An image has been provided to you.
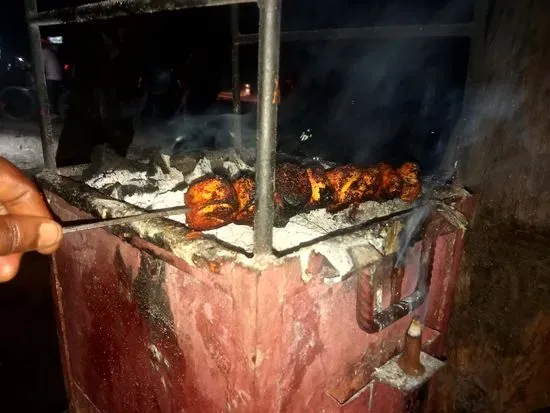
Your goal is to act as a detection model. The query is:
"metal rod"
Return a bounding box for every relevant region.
[62,206,190,234]
[25,0,56,170]
[235,22,475,45]
[397,317,425,376]
[231,5,243,148]
[253,0,281,256]
[28,0,255,27]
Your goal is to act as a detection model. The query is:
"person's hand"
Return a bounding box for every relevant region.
[0,158,62,281]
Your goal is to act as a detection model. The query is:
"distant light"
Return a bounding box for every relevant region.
[64,64,70,71]
[17,57,24,62]
[47,36,63,45]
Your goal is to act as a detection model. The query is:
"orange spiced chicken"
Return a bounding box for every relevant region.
[184,162,422,231]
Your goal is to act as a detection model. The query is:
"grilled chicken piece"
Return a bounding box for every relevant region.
[377,163,403,199]
[184,176,238,230]
[183,161,422,231]
[398,162,422,202]
[275,163,312,214]
[305,165,334,209]
[184,176,237,208]
[232,175,256,225]
[186,203,237,231]
[325,165,367,212]
[361,165,383,200]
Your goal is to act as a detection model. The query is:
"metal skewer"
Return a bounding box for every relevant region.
[62,206,190,234]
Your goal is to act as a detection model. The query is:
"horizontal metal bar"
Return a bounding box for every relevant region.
[235,22,475,45]
[29,0,255,27]
[62,206,190,234]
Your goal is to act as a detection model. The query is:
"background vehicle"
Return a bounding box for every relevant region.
[0,52,73,121]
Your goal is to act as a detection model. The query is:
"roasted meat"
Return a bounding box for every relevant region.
[398,162,422,202]
[184,176,238,230]
[186,203,237,231]
[361,164,382,199]
[184,176,237,208]
[232,175,256,225]
[377,163,403,199]
[275,163,312,214]
[326,165,367,212]
[305,165,334,209]
[183,161,422,231]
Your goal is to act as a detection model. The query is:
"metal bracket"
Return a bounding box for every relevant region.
[353,219,439,334]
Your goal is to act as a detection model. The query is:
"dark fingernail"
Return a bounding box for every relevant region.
[38,222,62,249]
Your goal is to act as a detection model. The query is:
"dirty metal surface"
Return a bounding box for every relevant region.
[29,0,255,27]
[373,352,446,393]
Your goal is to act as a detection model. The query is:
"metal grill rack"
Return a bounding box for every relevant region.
[26,0,489,256]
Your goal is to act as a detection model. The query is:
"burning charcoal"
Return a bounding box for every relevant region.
[275,163,312,216]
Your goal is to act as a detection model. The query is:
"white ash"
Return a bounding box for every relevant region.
[85,157,188,211]
[86,169,148,189]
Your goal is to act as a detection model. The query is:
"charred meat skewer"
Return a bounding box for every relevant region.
[184,161,422,231]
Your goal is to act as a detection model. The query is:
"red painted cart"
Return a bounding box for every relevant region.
[38,165,475,413]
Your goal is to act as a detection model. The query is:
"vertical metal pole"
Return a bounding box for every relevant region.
[25,0,56,170]
[253,0,281,256]
[231,5,243,148]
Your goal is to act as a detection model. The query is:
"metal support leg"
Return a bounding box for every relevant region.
[231,5,243,148]
[25,0,56,169]
[253,0,281,256]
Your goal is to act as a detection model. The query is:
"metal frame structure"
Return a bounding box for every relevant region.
[26,0,488,256]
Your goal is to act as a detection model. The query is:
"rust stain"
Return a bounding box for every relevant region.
[208,261,222,274]
[191,254,225,275]
[185,231,203,240]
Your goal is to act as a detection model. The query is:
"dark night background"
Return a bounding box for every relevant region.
[0,1,473,412]
[1,0,473,173]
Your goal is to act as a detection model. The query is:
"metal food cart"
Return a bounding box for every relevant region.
[26,1,486,411]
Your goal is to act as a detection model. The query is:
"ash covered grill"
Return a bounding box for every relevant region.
[27,0,482,412]
[37,147,474,412]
